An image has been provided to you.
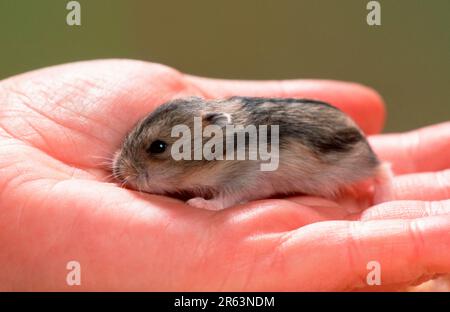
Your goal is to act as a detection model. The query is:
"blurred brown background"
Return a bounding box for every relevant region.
[0,0,449,132]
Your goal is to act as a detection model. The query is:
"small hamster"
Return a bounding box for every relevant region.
[113,96,384,210]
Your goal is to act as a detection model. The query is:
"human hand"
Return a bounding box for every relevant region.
[0,60,448,290]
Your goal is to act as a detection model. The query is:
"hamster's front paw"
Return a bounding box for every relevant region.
[186,197,224,211]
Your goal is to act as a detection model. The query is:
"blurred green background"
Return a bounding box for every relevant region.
[0,0,449,132]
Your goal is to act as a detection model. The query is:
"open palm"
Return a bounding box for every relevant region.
[0,60,449,291]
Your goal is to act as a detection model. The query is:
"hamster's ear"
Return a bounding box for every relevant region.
[202,112,232,127]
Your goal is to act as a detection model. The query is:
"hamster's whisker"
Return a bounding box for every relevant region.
[102,172,117,182]
[119,177,129,189]
[90,155,115,169]
[90,155,114,162]
[91,155,113,160]
[98,161,114,169]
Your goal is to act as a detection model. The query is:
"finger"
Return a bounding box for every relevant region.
[369,122,450,174]
[245,216,450,290]
[219,198,332,235]
[375,169,450,202]
[186,76,385,135]
[359,200,450,221]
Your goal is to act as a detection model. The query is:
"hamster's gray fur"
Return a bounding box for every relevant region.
[113,96,382,210]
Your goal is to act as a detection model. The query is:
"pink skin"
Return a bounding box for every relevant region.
[0,59,449,291]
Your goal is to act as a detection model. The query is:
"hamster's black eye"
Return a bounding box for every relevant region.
[147,140,167,154]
